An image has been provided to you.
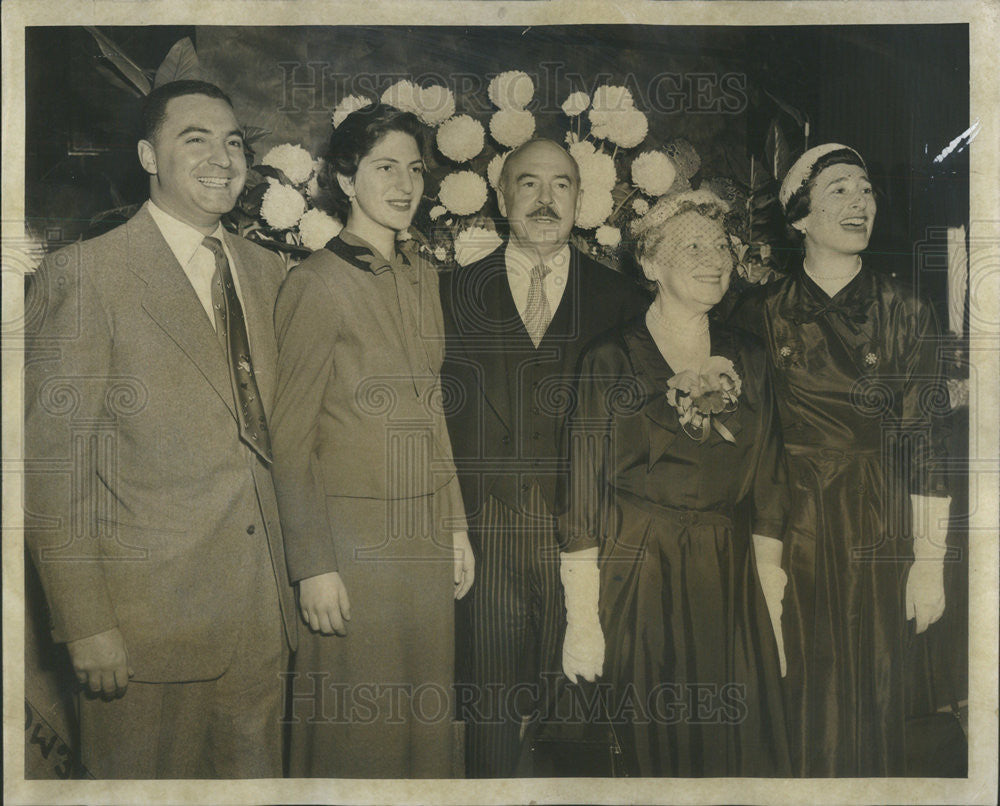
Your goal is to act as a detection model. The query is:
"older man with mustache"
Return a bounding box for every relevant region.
[440,138,648,777]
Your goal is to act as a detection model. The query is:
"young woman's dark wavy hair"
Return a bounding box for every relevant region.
[314,101,425,223]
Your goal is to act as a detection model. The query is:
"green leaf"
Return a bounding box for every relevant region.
[238,182,270,216]
[763,89,806,128]
[241,125,271,148]
[254,164,290,185]
[154,37,202,88]
[763,120,793,181]
[86,26,151,95]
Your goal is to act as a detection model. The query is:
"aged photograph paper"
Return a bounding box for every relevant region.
[3,1,998,804]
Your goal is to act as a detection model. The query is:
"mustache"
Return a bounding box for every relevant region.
[527,204,560,220]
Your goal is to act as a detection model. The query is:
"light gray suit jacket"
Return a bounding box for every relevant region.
[24,204,297,682]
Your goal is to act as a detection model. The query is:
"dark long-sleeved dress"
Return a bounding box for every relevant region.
[731,264,949,776]
[564,317,791,777]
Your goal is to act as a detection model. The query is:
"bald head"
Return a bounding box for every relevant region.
[499,138,580,192]
[497,138,581,257]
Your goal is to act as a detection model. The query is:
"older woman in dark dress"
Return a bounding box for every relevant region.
[730,144,952,776]
[559,190,791,777]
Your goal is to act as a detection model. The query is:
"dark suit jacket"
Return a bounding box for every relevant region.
[439,242,649,522]
[24,204,297,682]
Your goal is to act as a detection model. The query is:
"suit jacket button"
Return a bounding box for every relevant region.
[246,524,256,535]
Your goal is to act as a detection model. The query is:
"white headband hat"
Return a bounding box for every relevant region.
[778,143,866,210]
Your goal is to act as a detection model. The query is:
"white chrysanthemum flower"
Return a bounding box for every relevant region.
[260,180,307,230]
[588,86,641,144]
[438,171,488,216]
[487,150,511,191]
[260,143,316,186]
[595,224,622,247]
[298,207,343,250]
[631,151,677,197]
[433,246,448,262]
[332,94,371,129]
[397,229,412,241]
[436,115,486,163]
[608,108,649,149]
[561,91,590,117]
[591,85,634,113]
[488,71,535,110]
[418,85,456,126]
[575,190,614,229]
[381,79,421,114]
[429,204,447,220]
[632,197,650,215]
[305,159,323,199]
[489,109,535,148]
[568,139,596,163]
[576,150,618,193]
[453,226,503,266]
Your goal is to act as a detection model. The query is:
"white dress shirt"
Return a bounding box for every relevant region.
[504,241,571,326]
[146,200,247,331]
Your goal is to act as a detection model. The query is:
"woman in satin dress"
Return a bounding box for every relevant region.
[559,190,791,777]
[730,144,951,776]
[270,101,475,778]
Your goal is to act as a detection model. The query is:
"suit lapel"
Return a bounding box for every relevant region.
[451,247,518,428]
[125,207,236,419]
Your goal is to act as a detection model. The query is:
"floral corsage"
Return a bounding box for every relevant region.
[665,356,742,443]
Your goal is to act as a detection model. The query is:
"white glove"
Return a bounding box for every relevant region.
[906,494,951,634]
[560,546,605,683]
[753,534,787,677]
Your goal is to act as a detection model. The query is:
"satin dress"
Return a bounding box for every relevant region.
[731,264,949,776]
[564,318,791,777]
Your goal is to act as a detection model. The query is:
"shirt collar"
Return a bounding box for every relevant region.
[332,229,412,276]
[146,200,226,267]
[504,240,571,278]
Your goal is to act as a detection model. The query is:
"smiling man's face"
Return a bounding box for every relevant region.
[138,93,247,234]
[498,140,580,257]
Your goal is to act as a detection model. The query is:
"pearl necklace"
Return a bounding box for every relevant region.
[804,255,862,281]
[646,303,709,338]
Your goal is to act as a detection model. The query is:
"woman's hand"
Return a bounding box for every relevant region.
[453,531,475,599]
[560,547,605,683]
[753,534,787,677]
[299,571,351,635]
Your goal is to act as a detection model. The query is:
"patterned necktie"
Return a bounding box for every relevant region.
[203,236,272,463]
[523,262,552,347]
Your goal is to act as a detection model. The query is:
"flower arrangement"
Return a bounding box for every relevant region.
[559,86,705,266]
[665,356,742,443]
[224,75,788,280]
[224,141,342,269]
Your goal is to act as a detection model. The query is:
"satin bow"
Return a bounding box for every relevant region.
[788,298,868,334]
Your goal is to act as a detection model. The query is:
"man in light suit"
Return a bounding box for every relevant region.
[24,80,297,778]
[440,138,648,776]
